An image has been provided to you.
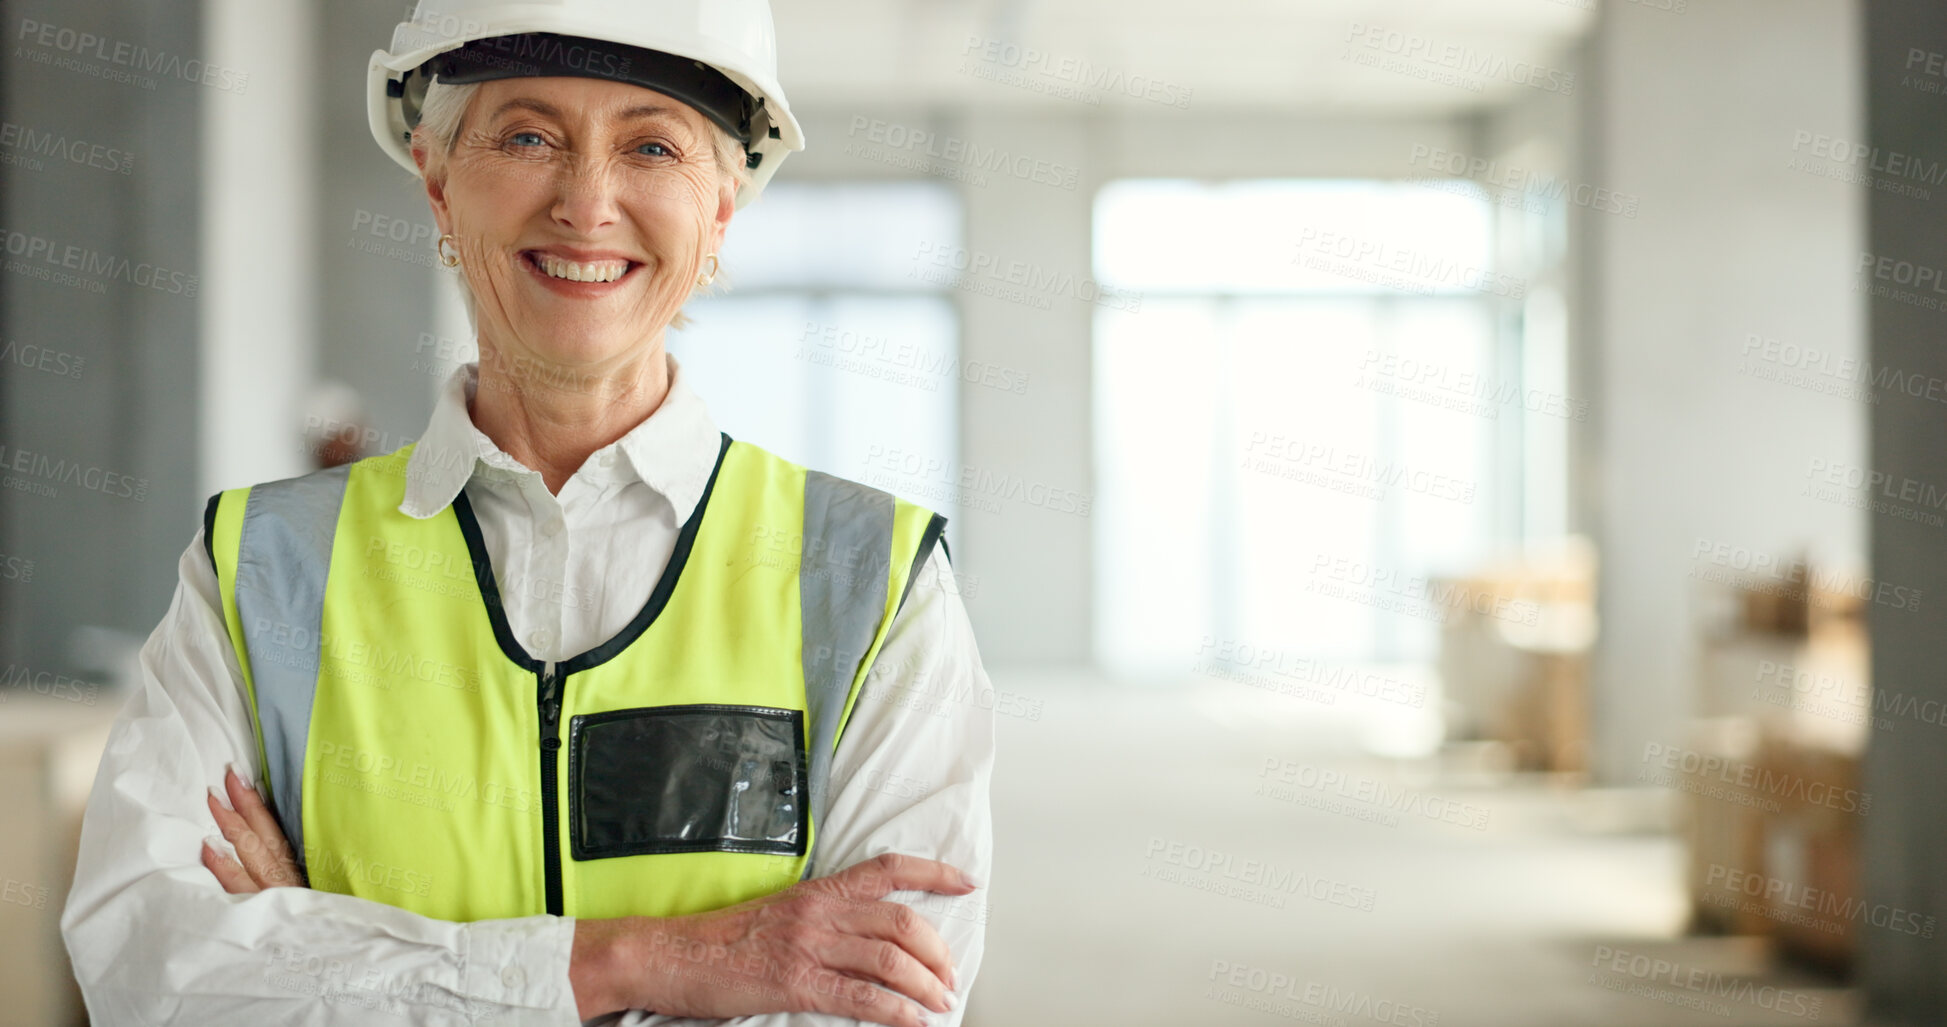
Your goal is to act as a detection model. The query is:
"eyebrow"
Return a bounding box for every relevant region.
[487,97,687,124]
[487,97,562,121]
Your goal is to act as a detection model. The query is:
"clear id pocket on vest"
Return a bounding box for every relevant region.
[567,703,809,860]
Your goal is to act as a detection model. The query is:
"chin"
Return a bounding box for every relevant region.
[519,324,655,368]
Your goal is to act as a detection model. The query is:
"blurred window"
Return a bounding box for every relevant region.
[673,182,962,524]
[1093,179,1518,674]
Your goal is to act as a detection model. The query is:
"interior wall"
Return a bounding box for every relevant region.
[1579,0,1866,781]
[0,0,205,683]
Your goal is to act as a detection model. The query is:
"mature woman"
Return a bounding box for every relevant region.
[59,3,994,1025]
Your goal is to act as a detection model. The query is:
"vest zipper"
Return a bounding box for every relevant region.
[538,660,564,916]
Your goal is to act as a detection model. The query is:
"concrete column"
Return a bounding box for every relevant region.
[199,0,319,495]
[955,109,1097,668]
[1861,1,1947,1019]
[1579,0,1865,781]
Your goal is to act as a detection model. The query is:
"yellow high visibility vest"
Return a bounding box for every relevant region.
[204,433,947,920]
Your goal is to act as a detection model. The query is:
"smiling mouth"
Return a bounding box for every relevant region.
[520,251,637,284]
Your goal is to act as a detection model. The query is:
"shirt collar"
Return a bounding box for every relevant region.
[399,351,722,523]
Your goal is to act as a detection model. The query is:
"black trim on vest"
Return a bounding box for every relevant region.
[448,430,732,674]
[202,492,222,577]
[561,430,733,675]
[893,512,949,621]
[451,491,544,673]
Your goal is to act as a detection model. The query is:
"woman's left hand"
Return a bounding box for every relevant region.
[202,764,309,893]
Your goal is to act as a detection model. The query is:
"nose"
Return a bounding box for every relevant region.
[549,153,620,234]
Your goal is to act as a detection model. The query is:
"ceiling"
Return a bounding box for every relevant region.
[774,0,1598,117]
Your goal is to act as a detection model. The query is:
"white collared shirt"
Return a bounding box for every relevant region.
[60,354,995,1026]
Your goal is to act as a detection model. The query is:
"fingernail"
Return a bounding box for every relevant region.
[228,762,256,792]
[959,870,983,889]
[948,964,959,990]
[208,785,232,811]
[943,990,958,1011]
[204,835,229,857]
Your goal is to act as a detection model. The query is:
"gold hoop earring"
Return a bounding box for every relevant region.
[437,234,462,269]
[696,253,718,287]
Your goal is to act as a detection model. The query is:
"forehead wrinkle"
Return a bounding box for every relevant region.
[615,103,685,122]
[485,96,563,122]
[484,90,691,130]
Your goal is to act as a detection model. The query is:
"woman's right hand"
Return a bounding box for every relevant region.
[202,764,309,892]
[572,852,979,1026]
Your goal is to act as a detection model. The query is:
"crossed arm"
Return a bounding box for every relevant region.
[63,534,995,1026]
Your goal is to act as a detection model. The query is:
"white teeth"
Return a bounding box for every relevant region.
[535,253,628,283]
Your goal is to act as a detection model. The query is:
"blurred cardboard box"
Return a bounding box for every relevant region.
[1684,557,1867,972]
[1436,537,1596,773]
[1757,731,1863,972]
[1682,716,1772,937]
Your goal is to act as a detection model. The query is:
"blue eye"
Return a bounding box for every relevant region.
[637,142,670,157]
[510,131,544,147]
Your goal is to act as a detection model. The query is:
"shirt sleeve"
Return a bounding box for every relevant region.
[59,529,585,1027]
[592,543,997,1027]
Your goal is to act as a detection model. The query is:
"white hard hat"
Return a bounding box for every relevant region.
[368,0,805,209]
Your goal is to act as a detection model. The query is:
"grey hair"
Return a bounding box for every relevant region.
[412,77,750,332]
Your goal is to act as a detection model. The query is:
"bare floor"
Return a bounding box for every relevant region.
[961,673,1858,1027]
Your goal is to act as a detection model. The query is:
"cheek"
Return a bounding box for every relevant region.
[632,170,718,229]
[630,180,719,257]
[447,159,551,229]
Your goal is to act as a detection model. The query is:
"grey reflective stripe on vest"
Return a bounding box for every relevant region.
[798,470,894,878]
[233,464,351,866]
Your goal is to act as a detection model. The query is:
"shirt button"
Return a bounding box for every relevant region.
[500,966,525,991]
[540,518,564,538]
[532,629,556,653]
[598,451,616,467]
